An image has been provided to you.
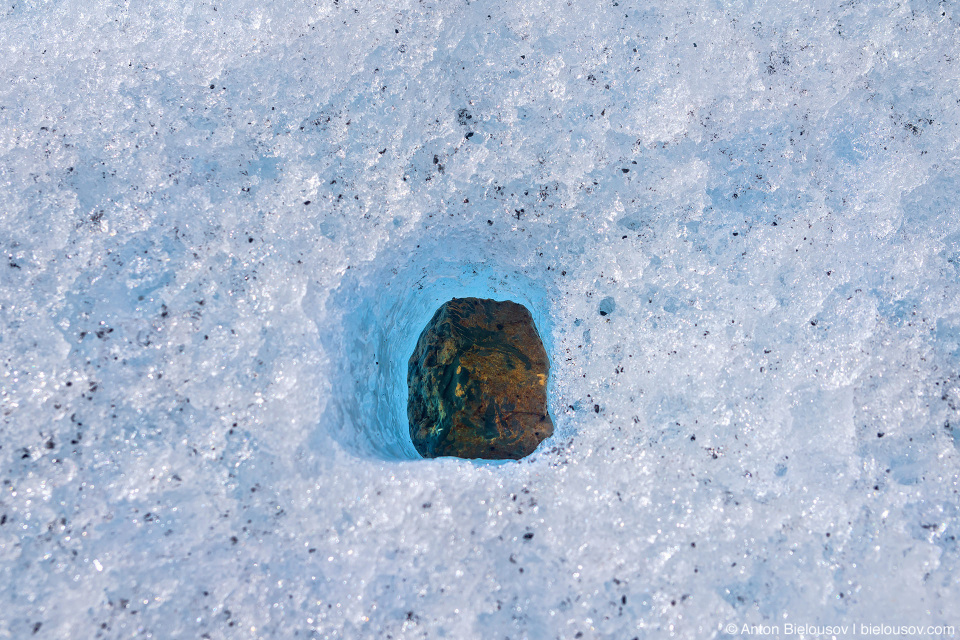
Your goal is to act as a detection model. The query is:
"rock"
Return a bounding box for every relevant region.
[408,297,553,459]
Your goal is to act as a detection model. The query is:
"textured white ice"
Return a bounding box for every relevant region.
[1,0,959,638]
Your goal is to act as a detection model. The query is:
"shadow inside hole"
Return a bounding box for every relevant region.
[321,233,555,461]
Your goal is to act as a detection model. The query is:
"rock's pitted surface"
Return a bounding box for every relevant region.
[408,297,553,459]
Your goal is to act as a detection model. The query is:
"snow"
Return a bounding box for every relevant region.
[1,0,959,637]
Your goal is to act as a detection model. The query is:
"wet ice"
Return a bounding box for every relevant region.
[1,0,959,638]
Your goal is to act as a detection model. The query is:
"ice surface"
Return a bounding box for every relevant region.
[1,0,959,637]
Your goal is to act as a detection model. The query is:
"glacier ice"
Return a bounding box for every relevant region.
[1,0,959,638]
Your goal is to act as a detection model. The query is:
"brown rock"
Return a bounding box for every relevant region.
[407,297,553,459]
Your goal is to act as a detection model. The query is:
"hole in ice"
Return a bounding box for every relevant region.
[318,231,554,460]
